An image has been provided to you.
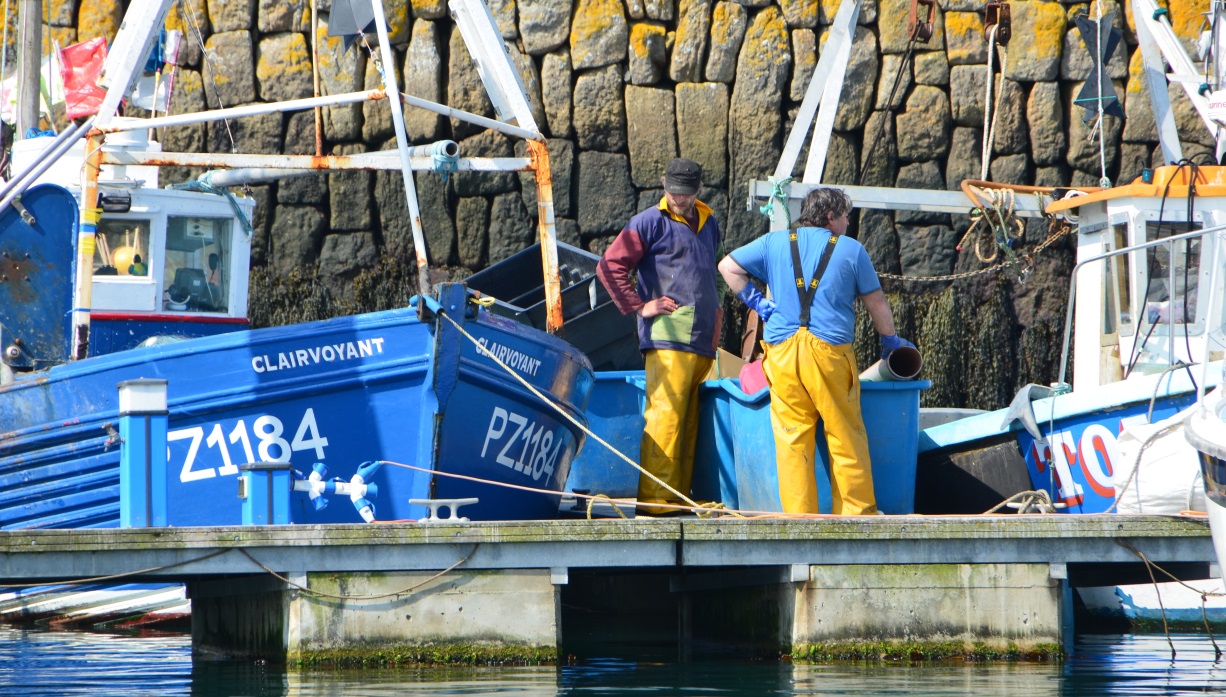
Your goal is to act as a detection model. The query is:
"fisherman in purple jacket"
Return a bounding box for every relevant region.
[596,158,722,516]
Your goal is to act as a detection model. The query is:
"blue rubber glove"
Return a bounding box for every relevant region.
[880,334,915,361]
[736,284,775,323]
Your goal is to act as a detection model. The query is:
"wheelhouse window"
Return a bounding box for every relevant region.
[163,216,232,313]
[1143,221,1200,328]
[94,219,152,277]
[1104,223,1133,337]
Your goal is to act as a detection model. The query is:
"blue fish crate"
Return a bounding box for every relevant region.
[694,378,931,514]
[564,371,648,499]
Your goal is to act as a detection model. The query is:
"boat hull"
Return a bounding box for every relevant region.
[918,368,1219,514]
[1186,388,1226,571]
[0,286,593,527]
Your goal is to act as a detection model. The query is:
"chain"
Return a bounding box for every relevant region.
[877,218,1074,283]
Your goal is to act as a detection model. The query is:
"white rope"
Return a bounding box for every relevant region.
[980,26,1008,180]
[979,24,997,180]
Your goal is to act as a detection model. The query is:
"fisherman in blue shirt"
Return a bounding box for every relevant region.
[718,187,913,515]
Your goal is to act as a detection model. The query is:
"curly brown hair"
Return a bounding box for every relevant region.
[794,187,852,230]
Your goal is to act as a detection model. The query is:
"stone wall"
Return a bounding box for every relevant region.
[20,0,1215,407]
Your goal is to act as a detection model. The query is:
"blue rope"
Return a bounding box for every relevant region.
[758,177,793,228]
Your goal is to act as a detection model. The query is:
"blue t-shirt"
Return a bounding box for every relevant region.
[729,227,881,346]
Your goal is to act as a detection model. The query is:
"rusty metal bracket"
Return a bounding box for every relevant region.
[908,0,936,43]
[985,1,1011,46]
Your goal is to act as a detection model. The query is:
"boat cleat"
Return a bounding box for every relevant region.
[410,497,480,523]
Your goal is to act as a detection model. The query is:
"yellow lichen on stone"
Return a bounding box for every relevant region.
[739,6,789,75]
[944,12,983,64]
[314,23,347,76]
[169,69,205,114]
[45,27,76,53]
[630,23,665,59]
[570,0,627,68]
[1012,1,1065,65]
[780,0,818,28]
[410,0,447,20]
[711,1,738,34]
[166,0,209,36]
[1166,0,1206,45]
[1126,42,1145,96]
[878,0,945,51]
[257,33,313,86]
[76,0,123,44]
[571,0,625,54]
[383,0,410,44]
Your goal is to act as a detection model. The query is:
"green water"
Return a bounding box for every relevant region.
[1,629,1223,695]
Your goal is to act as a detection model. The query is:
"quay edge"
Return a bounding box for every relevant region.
[0,516,1211,663]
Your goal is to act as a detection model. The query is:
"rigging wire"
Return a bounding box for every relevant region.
[1123,159,1201,397]
[856,34,918,186]
[1094,0,1110,188]
[177,0,236,153]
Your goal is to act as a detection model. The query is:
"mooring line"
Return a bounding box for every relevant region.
[376,459,837,520]
[1116,538,1226,659]
[436,309,713,514]
[0,548,231,588]
[237,545,478,602]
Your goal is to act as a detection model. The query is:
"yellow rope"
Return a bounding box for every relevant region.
[587,494,629,520]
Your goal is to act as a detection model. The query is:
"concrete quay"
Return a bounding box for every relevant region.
[0,515,1212,663]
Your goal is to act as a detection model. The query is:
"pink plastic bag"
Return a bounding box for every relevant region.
[60,37,109,120]
[739,359,768,395]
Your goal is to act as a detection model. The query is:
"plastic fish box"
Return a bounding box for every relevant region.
[564,371,648,499]
[693,378,931,514]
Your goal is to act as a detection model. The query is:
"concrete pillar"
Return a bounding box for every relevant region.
[792,563,1066,653]
[190,568,563,663]
[287,568,561,662]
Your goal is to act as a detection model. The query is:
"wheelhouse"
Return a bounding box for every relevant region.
[1051,167,1226,390]
[10,125,253,356]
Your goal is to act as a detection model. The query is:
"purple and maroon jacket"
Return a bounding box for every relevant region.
[595,197,722,358]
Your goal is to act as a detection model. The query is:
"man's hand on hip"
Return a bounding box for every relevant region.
[638,297,678,318]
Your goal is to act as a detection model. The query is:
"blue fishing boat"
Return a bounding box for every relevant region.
[0,0,592,528]
[0,276,591,526]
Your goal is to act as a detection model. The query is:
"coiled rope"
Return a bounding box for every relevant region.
[957,184,1026,264]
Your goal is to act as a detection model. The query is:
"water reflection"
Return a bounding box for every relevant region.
[2,628,1224,696]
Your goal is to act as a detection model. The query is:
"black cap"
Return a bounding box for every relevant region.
[664,158,702,195]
